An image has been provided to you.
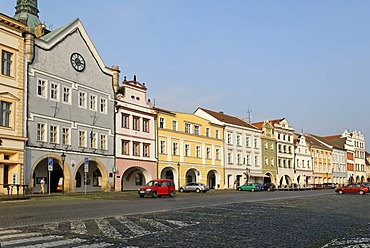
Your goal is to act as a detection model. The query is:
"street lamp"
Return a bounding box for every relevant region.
[61,152,66,194]
[177,162,180,189]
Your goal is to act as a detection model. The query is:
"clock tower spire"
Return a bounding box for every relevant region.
[13,0,41,31]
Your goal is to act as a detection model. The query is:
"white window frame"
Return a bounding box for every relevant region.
[89,94,97,111]
[37,79,47,98]
[100,98,107,114]
[79,130,87,147]
[37,123,47,142]
[172,120,177,131]
[50,82,59,101]
[62,127,71,146]
[100,134,107,150]
[79,91,87,109]
[185,144,190,157]
[62,86,71,104]
[49,124,58,144]
[160,140,166,154]
[196,146,201,158]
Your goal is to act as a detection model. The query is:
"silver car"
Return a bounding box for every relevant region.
[179,182,210,193]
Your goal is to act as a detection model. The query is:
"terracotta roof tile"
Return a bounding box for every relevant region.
[197,108,258,130]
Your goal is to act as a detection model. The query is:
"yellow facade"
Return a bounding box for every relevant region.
[0,14,27,194]
[156,109,224,189]
[311,148,332,184]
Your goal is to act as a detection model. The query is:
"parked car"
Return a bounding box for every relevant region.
[179,182,209,193]
[360,183,370,190]
[138,179,176,198]
[236,183,261,192]
[263,183,276,191]
[335,184,369,195]
[255,183,265,191]
[322,183,335,189]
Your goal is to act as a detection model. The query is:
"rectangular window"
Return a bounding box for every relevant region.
[79,92,86,108]
[133,142,140,156]
[159,118,165,129]
[37,123,46,142]
[215,130,220,139]
[246,136,250,147]
[172,120,177,131]
[90,131,97,149]
[254,156,259,166]
[227,151,232,164]
[160,140,166,154]
[227,133,232,144]
[185,144,190,157]
[133,116,140,131]
[143,143,150,157]
[194,125,200,135]
[100,98,107,113]
[246,154,250,165]
[37,79,46,97]
[265,157,268,166]
[0,101,11,127]
[237,153,241,165]
[100,134,107,150]
[122,114,129,128]
[173,142,178,155]
[143,118,149,132]
[79,130,87,147]
[206,147,211,159]
[62,127,70,145]
[122,140,129,155]
[237,135,241,146]
[50,82,59,101]
[205,128,210,137]
[89,95,97,111]
[62,86,71,104]
[185,123,191,133]
[271,158,274,167]
[1,50,12,76]
[49,125,58,144]
[196,146,201,158]
[254,138,258,148]
[216,148,220,160]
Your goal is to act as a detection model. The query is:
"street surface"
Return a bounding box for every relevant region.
[0,190,369,247]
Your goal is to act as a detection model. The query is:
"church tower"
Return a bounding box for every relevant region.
[13,0,41,32]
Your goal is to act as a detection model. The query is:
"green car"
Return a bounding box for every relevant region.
[237,183,261,192]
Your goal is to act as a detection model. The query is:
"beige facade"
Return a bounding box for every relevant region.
[0,13,27,194]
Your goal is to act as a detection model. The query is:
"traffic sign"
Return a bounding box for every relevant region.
[84,157,89,173]
[48,157,53,171]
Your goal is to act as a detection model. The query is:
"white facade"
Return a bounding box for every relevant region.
[194,108,262,188]
[352,130,366,183]
[275,119,295,187]
[294,135,313,187]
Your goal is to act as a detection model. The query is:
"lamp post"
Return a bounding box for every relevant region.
[61,152,66,194]
[177,162,180,190]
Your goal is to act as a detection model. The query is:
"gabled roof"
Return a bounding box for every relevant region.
[35,18,113,75]
[252,118,285,130]
[195,107,258,130]
[305,135,332,151]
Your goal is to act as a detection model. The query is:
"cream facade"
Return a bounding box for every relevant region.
[156,109,224,190]
[0,13,27,194]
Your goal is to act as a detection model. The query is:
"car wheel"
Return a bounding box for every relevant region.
[169,191,175,197]
[251,188,255,192]
[359,190,365,195]
[179,188,184,193]
[237,187,242,191]
[196,188,201,193]
[152,191,158,198]
[338,190,344,194]
[267,188,271,192]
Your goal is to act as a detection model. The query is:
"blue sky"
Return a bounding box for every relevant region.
[2,1,370,145]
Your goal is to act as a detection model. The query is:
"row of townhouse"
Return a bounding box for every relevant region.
[1,1,369,194]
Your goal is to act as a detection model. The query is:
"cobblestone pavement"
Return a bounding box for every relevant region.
[0,191,369,247]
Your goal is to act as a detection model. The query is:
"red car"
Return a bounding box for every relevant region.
[335,184,369,195]
[138,179,176,198]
